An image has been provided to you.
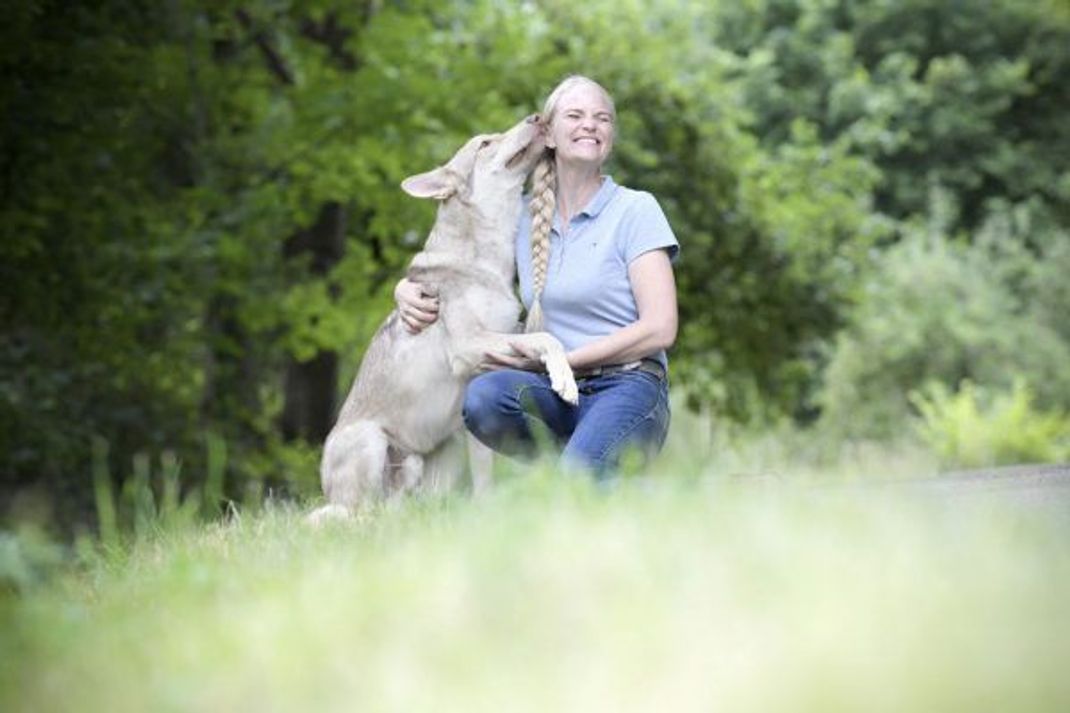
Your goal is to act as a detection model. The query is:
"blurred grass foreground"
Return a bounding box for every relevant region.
[3,462,1068,712]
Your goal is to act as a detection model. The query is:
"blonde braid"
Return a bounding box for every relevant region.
[524,75,612,332]
[525,151,556,332]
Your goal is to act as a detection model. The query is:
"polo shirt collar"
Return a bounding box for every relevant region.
[553,175,617,235]
[578,175,617,218]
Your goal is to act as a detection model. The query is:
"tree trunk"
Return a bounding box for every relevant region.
[280,201,347,443]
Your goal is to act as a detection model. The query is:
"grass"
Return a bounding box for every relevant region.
[2,446,1068,713]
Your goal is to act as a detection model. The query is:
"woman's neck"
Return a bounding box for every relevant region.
[554,161,604,229]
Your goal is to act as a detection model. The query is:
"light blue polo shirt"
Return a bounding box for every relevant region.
[516,175,680,368]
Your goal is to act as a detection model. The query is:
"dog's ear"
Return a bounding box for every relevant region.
[401,167,460,200]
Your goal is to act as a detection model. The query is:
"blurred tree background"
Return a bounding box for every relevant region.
[2,0,1068,531]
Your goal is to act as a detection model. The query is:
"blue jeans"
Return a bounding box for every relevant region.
[463,368,671,476]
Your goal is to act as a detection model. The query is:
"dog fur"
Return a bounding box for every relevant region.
[309,115,578,523]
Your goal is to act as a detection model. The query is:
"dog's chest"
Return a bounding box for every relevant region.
[449,281,521,332]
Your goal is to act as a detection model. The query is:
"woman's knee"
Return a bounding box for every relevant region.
[463,371,549,457]
[463,370,536,436]
[563,376,670,475]
[563,415,667,476]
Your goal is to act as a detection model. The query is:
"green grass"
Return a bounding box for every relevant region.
[2,458,1068,712]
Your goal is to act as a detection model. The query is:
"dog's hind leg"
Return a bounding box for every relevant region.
[311,420,389,522]
[421,433,465,495]
[393,452,424,498]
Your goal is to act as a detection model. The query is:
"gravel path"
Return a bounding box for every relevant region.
[850,462,1070,524]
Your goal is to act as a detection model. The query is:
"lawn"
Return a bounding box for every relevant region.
[2,456,1067,712]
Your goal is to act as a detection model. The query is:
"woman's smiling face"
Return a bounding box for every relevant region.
[545,81,616,169]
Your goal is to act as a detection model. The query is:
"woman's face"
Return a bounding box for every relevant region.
[546,82,615,169]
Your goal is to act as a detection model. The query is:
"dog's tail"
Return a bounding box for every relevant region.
[319,420,390,509]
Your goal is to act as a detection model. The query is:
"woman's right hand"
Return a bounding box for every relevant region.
[395,277,439,334]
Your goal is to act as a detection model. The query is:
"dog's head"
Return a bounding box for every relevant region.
[401,114,545,203]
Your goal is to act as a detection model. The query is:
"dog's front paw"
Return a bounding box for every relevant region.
[547,364,579,405]
[558,375,579,405]
[529,334,579,405]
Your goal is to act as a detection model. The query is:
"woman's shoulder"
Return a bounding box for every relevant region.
[606,181,666,217]
[602,178,678,254]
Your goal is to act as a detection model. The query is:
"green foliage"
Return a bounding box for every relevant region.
[710,0,1070,231]
[0,528,66,596]
[2,0,1069,529]
[91,433,230,547]
[911,379,1070,469]
[818,200,1070,439]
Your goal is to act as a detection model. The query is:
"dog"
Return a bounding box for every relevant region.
[309,114,578,523]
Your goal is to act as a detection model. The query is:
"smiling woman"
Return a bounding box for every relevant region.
[542,78,616,173]
[397,75,680,477]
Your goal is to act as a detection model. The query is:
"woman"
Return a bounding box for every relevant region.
[396,75,679,476]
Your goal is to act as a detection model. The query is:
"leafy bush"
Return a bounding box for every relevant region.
[818,207,1070,439]
[911,379,1070,469]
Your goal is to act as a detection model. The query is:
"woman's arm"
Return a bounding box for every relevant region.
[489,248,678,371]
[564,248,678,369]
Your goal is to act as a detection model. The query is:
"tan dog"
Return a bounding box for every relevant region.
[310,115,578,522]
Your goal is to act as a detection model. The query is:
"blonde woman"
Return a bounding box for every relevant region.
[396,75,679,475]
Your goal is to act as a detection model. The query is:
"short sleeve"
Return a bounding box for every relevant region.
[620,192,680,264]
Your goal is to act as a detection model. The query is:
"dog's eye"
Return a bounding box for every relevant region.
[479,139,492,149]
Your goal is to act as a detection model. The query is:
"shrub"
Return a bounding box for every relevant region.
[910,379,1070,468]
[818,220,1070,440]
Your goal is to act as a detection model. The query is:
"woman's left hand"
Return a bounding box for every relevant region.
[482,340,545,372]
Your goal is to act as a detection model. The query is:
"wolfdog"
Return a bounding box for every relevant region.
[310,114,578,522]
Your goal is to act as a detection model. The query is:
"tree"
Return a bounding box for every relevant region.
[3,0,1067,530]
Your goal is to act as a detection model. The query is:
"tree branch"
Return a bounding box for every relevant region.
[299,13,359,71]
[234,8,294,85]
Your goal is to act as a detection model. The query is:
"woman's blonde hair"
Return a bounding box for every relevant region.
[525,75,616,332]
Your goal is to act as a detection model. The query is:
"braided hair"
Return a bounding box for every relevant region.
[524,75,616,333]
[524,152,555,332]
